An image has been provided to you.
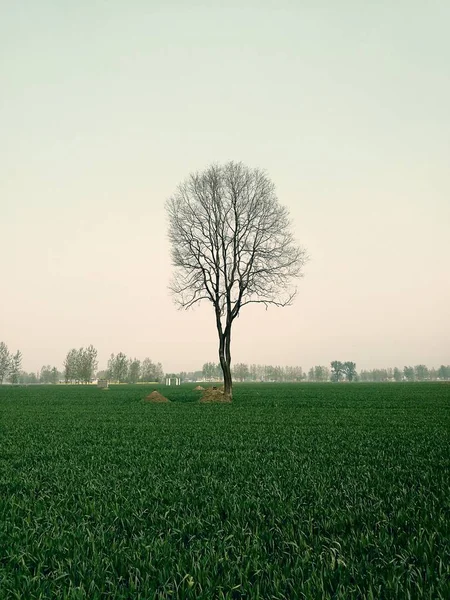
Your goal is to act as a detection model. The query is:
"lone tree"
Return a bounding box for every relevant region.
[166,162,307,399]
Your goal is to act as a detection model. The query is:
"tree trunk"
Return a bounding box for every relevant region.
[225,328,232,397]
[218,330,233,399]
[222,358,233,399]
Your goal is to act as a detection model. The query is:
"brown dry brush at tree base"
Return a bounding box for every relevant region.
[167,162,307,401]
[200,387,232,403]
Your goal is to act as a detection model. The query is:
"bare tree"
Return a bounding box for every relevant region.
[166,162,307,399]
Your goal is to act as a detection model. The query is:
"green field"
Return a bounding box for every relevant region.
[1,383,449,599]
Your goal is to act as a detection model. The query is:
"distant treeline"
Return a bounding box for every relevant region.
[0,342,164,385]
[0,342,22,384]
[100,354,164,384]
[359,365,450,382]
[174,361,450,383]
[1,339,449,384]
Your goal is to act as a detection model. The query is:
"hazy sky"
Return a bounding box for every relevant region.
[2,1,449,373]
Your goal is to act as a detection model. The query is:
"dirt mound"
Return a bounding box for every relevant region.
[200,387,232,403]
[194,385,205,391]
[144,391,170,403]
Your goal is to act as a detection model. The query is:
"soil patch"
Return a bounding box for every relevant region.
[194,385,205,391]
[200,387,232,403]
[144,391,170,403]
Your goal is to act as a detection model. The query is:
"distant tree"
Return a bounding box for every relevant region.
[403,366,415,382]
[414,365,429,381]
[437,365,450,380]
[154,362,164,382]
[8,350,22,384]
[78,345,98,383]
[359,369,388,382]
[330,361,345,382]
[284,366,303,381]
[249,364,258,381]
[64,349,79,383]
[190,370,203,382]
[140,358,164,382]
[18,371,38,384]
[128,358,141,383]
[0,342,11,384]
[313,365,329,382]
[265,365,277,381]
[202,362,220,380]
[50,367,59,385]
[393,367,403,382]
[109,352,128,383]
[233,363,249,382]
[40,365,53,384]
[155,363,164,381]
[106,354,115,380]
[63,347,96,383]
[255,365,266,381]
[364,370,373,382]
[381,369,390,382]
[308,367,315,382]
[167,162,307,399]
[343,361,357,382]
[359,370,369,382]
[178,371,188,383]
[202,362,212,380]
[275,366,284,381]
[62,346,97,383]
[141,358,154,382]
[376,369,390,382]
[428,368,438,380]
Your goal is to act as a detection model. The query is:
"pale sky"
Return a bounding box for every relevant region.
[1,1,449,373]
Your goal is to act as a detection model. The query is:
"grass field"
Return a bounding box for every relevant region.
[1,383,449,599]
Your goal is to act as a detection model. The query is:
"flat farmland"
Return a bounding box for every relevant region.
[1,383,449,599]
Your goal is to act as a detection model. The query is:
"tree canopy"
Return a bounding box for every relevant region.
[167,161,307,398]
